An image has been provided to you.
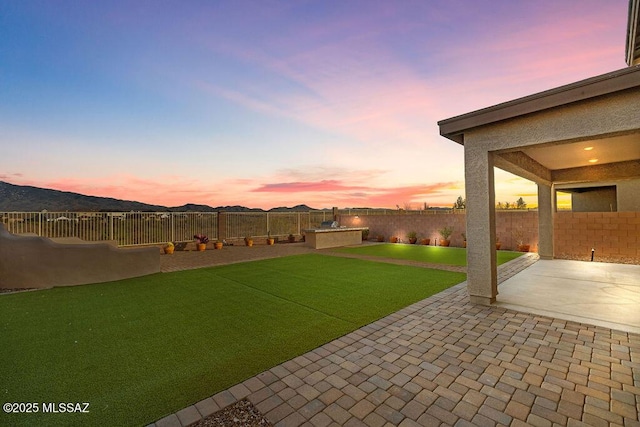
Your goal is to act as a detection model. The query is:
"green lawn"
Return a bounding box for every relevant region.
[335,243,523,266]
[0,254,465,427]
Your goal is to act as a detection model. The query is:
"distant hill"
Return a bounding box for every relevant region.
[0,181,316,212]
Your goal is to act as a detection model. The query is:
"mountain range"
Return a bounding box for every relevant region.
[0,181,317,212]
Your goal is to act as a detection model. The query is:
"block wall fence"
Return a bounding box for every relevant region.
[554,211,640,262]
[338,211,639,263]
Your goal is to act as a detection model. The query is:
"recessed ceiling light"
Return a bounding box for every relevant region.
[588,158,598,163]
[584,147,594,151]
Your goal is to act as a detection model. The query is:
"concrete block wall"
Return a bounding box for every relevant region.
[554,211,640,262]
[341,210,639,263]
[495,211,539,251]
[340,212,539,250]
[339,213,467,247]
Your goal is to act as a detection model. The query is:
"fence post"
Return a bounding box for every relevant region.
[171,213,175,243]
[217,212,226,241]
[109,213,114,242]
[38,212,42,236]
[297,212,301,235]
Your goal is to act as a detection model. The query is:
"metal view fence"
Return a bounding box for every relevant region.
[1,211,335,247]
[1,212,218,247]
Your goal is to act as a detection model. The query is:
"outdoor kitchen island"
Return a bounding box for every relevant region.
[303,224,369,249]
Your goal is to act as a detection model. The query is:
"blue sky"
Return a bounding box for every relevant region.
[0,0,629,209]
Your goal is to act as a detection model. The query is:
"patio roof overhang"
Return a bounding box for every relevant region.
[438,66,640,186]
[436,65,640,306]
[627,0,640,65]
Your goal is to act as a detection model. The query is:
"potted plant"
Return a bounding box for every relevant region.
[193,234,209,251]
[420,237,430,245]
[389,236,399,243]
[267,230,275,246]
[438,226,453,247]
[362,229,369,241]
[244,236,254,247]
[407,231,418,244]
[512,228,530,252]
[496,236,502,250]
[461,232,467,248]
[214,240,223,250]
[163,242,175,254]
[288,233,296,243]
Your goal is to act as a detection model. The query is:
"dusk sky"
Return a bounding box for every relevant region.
[0,1,629,209]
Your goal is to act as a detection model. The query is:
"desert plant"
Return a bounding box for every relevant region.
[512,228,525,245]
[193,234,209,244]
[438,226,453,241]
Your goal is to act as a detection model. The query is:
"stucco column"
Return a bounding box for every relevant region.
[537,183,554,259]
[465,147,497,305]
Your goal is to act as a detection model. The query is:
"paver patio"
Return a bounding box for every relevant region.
[152,246,640,427]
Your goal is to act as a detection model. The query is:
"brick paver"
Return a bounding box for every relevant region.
[148,250,639,426]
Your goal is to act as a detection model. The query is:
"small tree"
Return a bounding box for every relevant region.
[496,202,504,210]
[453,196,466,210]
[516,197,527,209]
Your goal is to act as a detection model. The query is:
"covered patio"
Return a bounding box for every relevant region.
[438,64,640,310]
[497,259,640,335]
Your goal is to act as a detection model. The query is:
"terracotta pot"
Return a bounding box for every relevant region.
[518,244,530,252]
[164,246,174,254]
[214,242,223,249]
[496,242,502,250]
[420,238,430,245]
[440,240,450,247]
[246,240,253,247]
[197,243,206,251]
[267,238,275,245]
[462,241,467,248]
[409,238,417,244]
[389,236,398,243]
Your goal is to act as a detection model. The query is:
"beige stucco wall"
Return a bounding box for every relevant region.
[618,178,640,211]
[466,88,640,154]
[0,224,160,289]
[572,187,617,212]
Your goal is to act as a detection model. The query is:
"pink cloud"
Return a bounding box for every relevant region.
[252,180,368,193]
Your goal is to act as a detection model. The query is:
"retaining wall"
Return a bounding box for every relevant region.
[0,224,160,289]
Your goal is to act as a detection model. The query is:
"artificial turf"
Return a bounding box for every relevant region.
[335,243,523,266]
[0,254,465,427]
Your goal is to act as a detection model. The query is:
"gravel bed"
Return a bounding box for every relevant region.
[192,400,272,427]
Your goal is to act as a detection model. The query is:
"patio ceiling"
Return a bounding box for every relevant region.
[493,132,640,185]
[520,133,640,170]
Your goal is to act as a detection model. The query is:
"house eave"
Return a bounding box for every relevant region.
[438,65,640,145]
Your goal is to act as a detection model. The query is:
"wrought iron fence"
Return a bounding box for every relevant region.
[3,209,489,246]
[222,211,332,239]
[0,212,218,247]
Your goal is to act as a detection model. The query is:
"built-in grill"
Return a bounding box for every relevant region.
[320,220,339,228]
